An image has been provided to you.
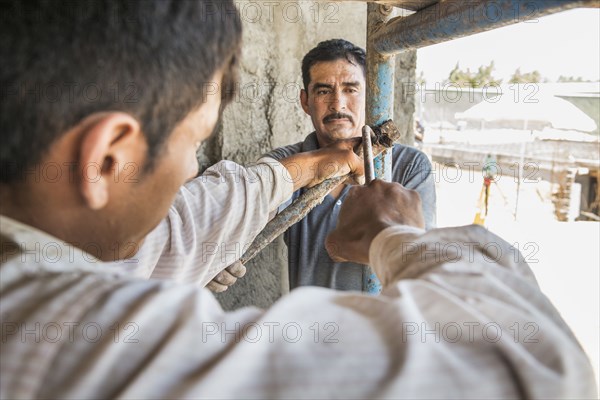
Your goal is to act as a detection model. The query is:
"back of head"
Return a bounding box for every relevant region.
[301,39,366,91]
[0,0,242,183]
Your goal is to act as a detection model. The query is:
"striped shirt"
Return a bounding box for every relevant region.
[1,160,596,399]
[103,158,293,285]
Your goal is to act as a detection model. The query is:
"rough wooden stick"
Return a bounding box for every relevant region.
[237,120,401,265]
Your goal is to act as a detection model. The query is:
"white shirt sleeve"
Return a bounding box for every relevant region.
[1,222,596,399]
[110,158,293,286]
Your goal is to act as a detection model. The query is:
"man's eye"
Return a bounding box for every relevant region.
[317,90,330,95]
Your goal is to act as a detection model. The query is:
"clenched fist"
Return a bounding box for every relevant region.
[325,179,425,265]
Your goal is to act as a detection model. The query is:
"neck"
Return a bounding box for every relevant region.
[315,134,333,149]
[0,184,36,226]
[0,183,106,260]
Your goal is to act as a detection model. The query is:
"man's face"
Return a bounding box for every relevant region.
[301,59,366,147]
[1,69,225,262]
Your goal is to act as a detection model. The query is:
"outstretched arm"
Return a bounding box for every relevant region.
[109,139,364,287]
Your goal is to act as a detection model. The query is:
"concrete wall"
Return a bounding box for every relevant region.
[197,1,416,310]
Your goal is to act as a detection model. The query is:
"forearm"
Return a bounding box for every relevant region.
[119,141,363,285]
[365,223,596,397]
[370,224,539,288]
[278,141,363,191]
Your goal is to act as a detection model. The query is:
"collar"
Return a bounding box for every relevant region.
[300,132,321,152]
[0,214,125,276]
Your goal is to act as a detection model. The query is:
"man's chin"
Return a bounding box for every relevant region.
[328,128,359,139]
[316,130,360,147]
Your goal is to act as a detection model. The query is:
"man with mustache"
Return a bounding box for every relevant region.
[212,39,436,292]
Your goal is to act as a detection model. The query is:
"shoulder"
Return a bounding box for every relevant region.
[388,144,434,187]
[263,142,303,161]
[391,144,432,168]
[263,132,319,161]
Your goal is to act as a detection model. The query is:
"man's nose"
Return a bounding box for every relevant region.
[328,90,347,111]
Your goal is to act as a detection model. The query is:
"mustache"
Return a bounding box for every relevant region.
[323,113,353,124]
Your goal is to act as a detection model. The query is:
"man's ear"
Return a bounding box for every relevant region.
[78,112,145,210]
[300,89,310,115]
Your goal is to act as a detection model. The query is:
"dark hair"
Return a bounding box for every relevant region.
[0,0,242,183]
[301,39,366,92]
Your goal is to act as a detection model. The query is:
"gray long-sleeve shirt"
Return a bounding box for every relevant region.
[265,132,437,291]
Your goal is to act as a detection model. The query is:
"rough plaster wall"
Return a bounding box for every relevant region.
[394,49,417,146]
[199,2,416,310]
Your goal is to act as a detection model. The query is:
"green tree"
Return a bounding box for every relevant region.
[509,68,542,83]
[475,61,502,87]
[447,61,502,88]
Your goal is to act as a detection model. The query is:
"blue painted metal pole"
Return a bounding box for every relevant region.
[363,3,395,294]
[371,0,596,56]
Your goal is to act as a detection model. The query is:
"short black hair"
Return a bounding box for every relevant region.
[0,0,242,183]
[301,39,366,92]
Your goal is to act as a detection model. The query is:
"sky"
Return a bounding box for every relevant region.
[417,8,600,85]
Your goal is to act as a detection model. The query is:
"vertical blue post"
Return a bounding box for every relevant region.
[363,3,395,294]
